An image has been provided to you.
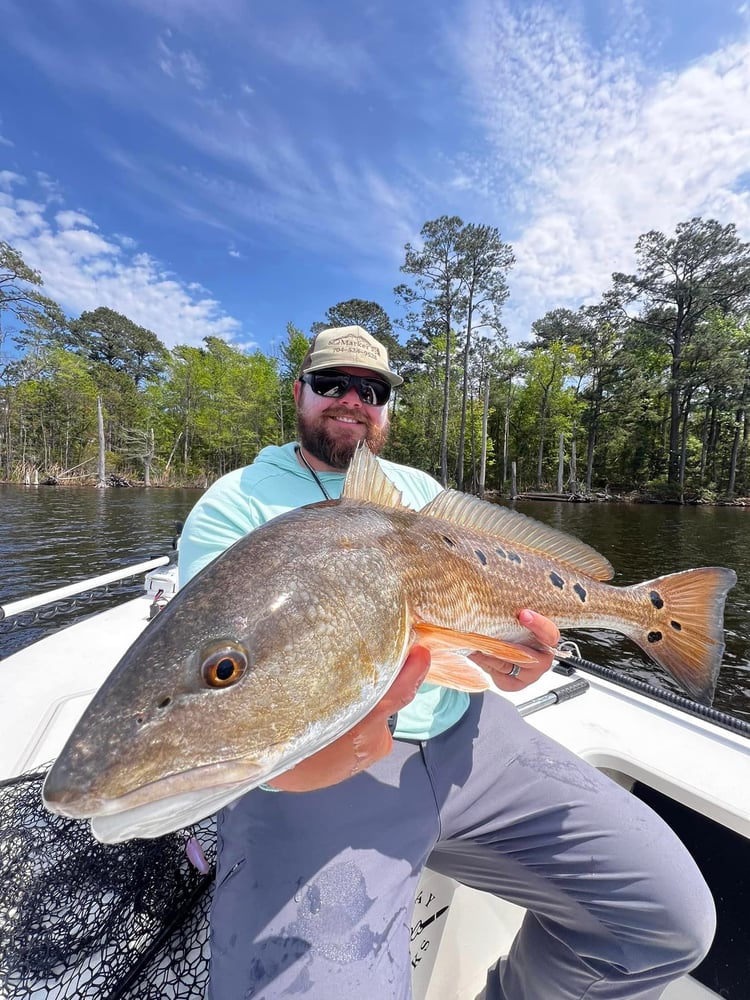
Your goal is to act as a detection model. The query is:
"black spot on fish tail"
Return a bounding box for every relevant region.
[549,572,564,590]
[627,567,736,704]
[573,583,587,602]
[475,549,488,566]
[495,546,507,559]
[507,551,522,564]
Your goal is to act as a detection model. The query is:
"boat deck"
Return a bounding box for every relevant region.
[2,597,747,999]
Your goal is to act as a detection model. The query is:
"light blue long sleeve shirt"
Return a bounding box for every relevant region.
[178,442,470,740]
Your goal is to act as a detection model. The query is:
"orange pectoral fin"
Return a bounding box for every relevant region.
[412,623,537,693]
[425,651,492,691]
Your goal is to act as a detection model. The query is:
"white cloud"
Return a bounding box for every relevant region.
[55,210,98,230]
[157,35,209,90]
[0,2,430,296]
[0,114,14,148]
[250,18,377,91]
[0,171,24,190]
[456,0,750,338]
[103,109,422,272]
[0,178,243,348]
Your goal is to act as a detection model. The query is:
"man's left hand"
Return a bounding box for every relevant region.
[470,609,559,691]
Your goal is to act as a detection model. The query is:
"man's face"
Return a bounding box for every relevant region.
[294,366,390,469]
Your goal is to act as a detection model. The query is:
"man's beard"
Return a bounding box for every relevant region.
[297,405,389,469]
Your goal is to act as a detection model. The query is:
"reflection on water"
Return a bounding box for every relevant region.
[1,484,748,720]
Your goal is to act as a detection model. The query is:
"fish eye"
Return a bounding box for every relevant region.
[201,644,248,688]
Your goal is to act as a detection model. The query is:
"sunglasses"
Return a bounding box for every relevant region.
[300,370,392,407]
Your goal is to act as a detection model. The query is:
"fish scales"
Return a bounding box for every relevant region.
[42,444,736,842]
[347,508,732,695]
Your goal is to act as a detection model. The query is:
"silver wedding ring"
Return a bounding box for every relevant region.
[508,664,522,678]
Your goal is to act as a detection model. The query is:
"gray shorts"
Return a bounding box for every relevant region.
[208,692,715,999]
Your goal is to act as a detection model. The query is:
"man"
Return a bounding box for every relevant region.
[179,326,714,999]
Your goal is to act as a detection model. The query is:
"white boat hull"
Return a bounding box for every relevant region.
[1,579,748,999]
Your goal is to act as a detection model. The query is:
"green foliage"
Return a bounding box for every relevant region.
[612,218,750,484]
[276,322,310,444]
[0,242,68,387]
[2,224,750,500]
[69,306,167,386]
[395,216,513,486]
[312,299,396,349]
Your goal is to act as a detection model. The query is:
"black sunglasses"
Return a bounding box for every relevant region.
[300,370,392,407]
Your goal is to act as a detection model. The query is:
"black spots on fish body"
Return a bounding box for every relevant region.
[475,549,488,566]
[670,620,682,631]
[442,535,456,548]
[647,630,663,644]
[649,590,665,610]
[573,583,587,603]
[549,572,565,590]
[493,545,521,564]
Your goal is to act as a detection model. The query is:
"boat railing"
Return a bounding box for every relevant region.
[0,555,172,623]
[557,650,750,740]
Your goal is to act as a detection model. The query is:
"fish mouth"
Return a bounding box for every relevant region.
[43,756,268,836]
[89,779,260,843]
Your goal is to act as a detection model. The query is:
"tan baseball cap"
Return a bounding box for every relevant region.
[299,326,404,387]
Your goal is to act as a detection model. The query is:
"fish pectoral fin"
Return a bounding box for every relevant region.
[424,651,493,692]
[413,623,536,692]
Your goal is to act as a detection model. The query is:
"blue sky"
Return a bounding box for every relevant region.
[1,0,749,356]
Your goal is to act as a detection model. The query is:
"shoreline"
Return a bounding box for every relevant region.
[3,478,750,507]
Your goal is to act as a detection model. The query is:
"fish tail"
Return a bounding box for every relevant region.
[625,567,736,705]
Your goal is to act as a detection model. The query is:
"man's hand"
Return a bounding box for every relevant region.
[264,644,431,793]
[470,609,560,691]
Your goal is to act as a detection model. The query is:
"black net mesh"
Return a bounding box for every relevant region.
[0,764,214,999]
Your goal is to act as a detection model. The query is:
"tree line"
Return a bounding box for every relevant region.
[1,214,750,502]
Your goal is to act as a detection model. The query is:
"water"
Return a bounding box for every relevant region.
[1,484,748,721]
[0,484,199,655]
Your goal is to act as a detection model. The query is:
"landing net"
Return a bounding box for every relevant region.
[0,764,214,999]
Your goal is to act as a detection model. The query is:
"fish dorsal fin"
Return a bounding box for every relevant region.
[420,491,614,581]
[342,443,404,508]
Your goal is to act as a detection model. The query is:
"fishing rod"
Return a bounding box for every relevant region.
[517,676,590,717]
[556,646,750,740]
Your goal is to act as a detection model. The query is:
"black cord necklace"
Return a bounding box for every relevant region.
[295,445,333,500]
